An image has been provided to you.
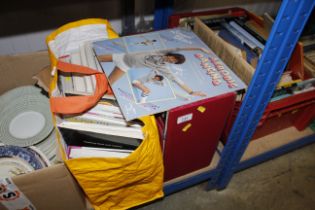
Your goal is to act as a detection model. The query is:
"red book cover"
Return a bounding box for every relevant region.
[163,92,236,181]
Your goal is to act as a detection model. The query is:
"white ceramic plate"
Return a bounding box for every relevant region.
[34,129,57,162]
[0,86,53,147]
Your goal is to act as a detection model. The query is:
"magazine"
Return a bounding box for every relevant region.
[93,28,247,121]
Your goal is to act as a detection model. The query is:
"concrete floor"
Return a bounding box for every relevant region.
[136,142,315,210]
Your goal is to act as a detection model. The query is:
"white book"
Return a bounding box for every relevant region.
[79,44,88,66]
[87,109,124,120]
[85,42,98,91]
[58,55,74,94]
[94,103,122,113]
[90,104,142,128]
[69,146,132,159]
[85,42,98,70]
[69,112,135,127]
[95,54,105,73]
[60,74,74,94]
[70,52,87,94]
[58,121,144,139]
[79,44,94,94]
[58,45,102,96]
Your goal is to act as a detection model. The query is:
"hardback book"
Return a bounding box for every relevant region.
[93,28,246,121]
[59,127,141,151]
[163,92,236,181]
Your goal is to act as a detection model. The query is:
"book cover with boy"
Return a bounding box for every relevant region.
[93,28,246,121]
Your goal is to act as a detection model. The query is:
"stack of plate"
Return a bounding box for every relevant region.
[34,129,58,162]
[0,86,58,177]
[0,144,50,178]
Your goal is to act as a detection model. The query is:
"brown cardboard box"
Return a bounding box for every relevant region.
[0,51,50,95]
[0,164,87,210]
[0,52,88,210]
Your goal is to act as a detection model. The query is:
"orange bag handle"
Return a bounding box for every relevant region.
[50,61,112,114]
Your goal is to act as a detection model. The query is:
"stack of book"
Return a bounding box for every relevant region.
[56,42,144,159]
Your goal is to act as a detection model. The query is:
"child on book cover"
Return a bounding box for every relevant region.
[93,28,247,120]
[97,47,210,101]
[131,70,165,103]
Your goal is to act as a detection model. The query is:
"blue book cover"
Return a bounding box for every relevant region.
[93,28,247,121]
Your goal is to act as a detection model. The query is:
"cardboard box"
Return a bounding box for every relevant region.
[193,17,256,85]
[0,164,87,210]
[0,52,88,210]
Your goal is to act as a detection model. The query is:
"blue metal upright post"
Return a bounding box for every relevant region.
[153,0,174,30]
[207,0,315,190]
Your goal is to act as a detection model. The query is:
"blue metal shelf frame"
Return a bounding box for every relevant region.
[207,0,315,190]
[154,0,315,193]
[163,168,218,195]
[235,133,315,172]
[153,0,174,30]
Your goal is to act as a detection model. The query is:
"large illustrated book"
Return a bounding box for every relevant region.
[93,28,246,121]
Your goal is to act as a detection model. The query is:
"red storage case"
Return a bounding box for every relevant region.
[222,90,315,142]
[168,7,262,29]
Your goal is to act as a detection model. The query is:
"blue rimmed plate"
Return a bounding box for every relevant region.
[0,145,48,178]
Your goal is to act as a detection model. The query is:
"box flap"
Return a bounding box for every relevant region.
[0,51,50,94]
[0,164,87,210]
[193,17,254,85]
[32,65,52,92]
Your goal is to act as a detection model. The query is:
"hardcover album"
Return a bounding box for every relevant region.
[93,28,246,120]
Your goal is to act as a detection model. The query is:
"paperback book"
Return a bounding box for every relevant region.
[93,28,246,121]
[57,100,144,140]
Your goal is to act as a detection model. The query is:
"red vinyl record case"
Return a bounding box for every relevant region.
[163,92,236,181]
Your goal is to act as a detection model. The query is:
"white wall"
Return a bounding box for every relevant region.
[0,0,280,55]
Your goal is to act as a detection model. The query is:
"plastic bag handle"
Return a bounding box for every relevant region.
[50,61,112,114]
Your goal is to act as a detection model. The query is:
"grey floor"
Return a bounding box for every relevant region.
[137,142,315,210]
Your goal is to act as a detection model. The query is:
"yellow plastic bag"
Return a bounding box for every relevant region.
[47,19,164,210]
[67,116,164,210]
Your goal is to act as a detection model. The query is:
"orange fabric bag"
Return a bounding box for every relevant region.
[49,61,111,114]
